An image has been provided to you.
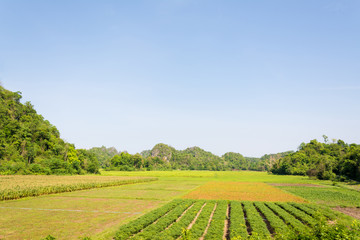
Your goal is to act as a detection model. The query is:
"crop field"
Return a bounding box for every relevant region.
[0,178,203,240]
[1,171,359,239]
[183,181,307,202]
[0,175,157,201]
[276,185,360,207]
[113,199,347,240]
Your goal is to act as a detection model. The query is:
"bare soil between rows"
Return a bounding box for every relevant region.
[333,207,360,220]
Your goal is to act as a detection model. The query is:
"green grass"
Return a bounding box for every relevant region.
[277,186,360,207]
[2,171,359,239]
[0,179,204,240]
[101,170,331,184]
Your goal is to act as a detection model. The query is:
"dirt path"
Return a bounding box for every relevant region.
[200,203,217,240]
[176,203,207,240]
[223,204,230,240]
[187,202,206,230]
[333,207,360,220]
[165,203,195,230]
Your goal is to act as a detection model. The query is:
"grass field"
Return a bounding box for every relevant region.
[101,170,330,183]
[277,185,360,207]
[0,179,203,240]
[1,171,359,239]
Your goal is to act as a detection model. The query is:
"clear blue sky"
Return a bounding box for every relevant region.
[1,1,359,157]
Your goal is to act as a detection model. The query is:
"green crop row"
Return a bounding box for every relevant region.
[243,202,271,238]
[204,200,228,240]
[153,201,205,240]
[254,202,292,237]
[132,199,195,240]
[265,202,308,233]
[0,177,157,201]
[278,203,317,227]
[113,200,344,240]
[114,199,183,240]
[229,201,248,239]
[304,204,339,220]
[186,201,216,239]
[289,203,324,220]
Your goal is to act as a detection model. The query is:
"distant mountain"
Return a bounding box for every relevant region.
[110,143,292,171]
[86,146,119,168]
[150,143,176,162]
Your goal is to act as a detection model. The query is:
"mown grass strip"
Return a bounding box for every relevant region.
[229,201,248,239]
[153,201,205,239]
[254,202,292,237]
[242,202,270,238]
[188,201,216,239]
[113,199,183,240]
[132,199,195,240]
[277,203,317,227]
[204,200,228,240]
[265,202,308,233]
[0,177,157,201]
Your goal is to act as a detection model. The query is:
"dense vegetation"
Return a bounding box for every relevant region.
[106,143,291,171]
[0,175,156,201]
[0,86,99,175]
[271,137,360,181]
[114,199,359,240]
[85,146,119,168]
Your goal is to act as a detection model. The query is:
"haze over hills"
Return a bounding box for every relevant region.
[87,142,292,172]
[1,85,359,181]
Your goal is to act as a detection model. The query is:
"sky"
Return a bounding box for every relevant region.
[1,0,360,157]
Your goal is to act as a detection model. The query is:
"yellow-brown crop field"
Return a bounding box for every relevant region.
[0,175,157,200]
[183,181,307,202]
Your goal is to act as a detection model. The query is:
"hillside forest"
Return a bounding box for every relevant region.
[271,137,360,181]
[1,85,360,182]
[0,86,99,175]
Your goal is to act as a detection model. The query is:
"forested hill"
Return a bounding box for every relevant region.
[271,138,360,181]
[107,143,292,171]
[0,85,99,175]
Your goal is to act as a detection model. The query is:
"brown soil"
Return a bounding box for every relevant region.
[223,204,230,240]
[268,183,328,187]
[187,203,206,230]
[255,205,274,236]
[200,203,217,240]
[165,203,194,230]
[333,207,360,220]
[176,203,207,240]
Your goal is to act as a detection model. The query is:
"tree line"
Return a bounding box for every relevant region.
[271,136,360,181]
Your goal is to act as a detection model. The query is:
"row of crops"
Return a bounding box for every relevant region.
[114,199,342,239]
[0,177,157,201]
